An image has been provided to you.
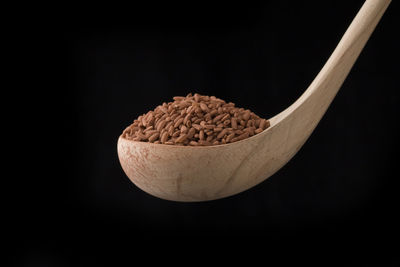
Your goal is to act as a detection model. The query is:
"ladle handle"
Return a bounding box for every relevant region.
[273,0,391,124]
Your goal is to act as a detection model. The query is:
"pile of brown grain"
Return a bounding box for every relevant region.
[122,93,270,146]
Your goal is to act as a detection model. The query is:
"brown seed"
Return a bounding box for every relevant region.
[205,130,214,136]
[170,113,179,121]
[217,129,228,139]
[160,113,168,120]
[183,113,191,125]
[143,126,153,133]
[264,120,270,129]
[187,128,196,139]
[192,124,201,131]
[136,130,147,140]
[173,96,185,101]
[189,141,198,146]
[174,117,184,128]
[249,127,255,136]
[194,118,202,124]
[199,130,205,140]
[200,103,209,112]
[160,128,166,136]
[255,128,263,134]
[168,125,174,136]
[181,125,188,133]
[244,127,255,136]
[186,105,194,114]
[172,130,180,137]
[233,132,249,142]
[181,101,191,109]
[258,119,266,129]
[210,109,218,116]
[156,120,167,132]
[213,114,224,123]
[243,111,250,120]
[231,118,237,129]
[175,134,188,143]
[160,106,168,114]
[165,141,174,145]
[226,132,236,142]
[161,131,169,143]
[198,140,212,146]
[204,113,212,121]
[221,113,230,122]
[144,130,158,137]
[246,119,254,128]
[148,132,160,142]
[165,121,173,130]
[147,113,155,124]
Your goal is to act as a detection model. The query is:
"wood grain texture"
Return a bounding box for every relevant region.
[118,0,391,202]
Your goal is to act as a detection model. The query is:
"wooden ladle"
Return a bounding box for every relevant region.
[118,0,391,202]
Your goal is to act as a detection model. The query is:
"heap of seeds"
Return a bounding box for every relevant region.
[122,93,270,146]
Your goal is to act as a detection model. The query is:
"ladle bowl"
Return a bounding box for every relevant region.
[118,0,391,201]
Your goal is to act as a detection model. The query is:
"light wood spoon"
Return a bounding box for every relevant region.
[118,0,391,202]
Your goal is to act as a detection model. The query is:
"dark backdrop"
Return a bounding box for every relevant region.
[14,0,399,265]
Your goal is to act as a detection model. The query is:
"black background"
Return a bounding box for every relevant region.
[13,0,399,265]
